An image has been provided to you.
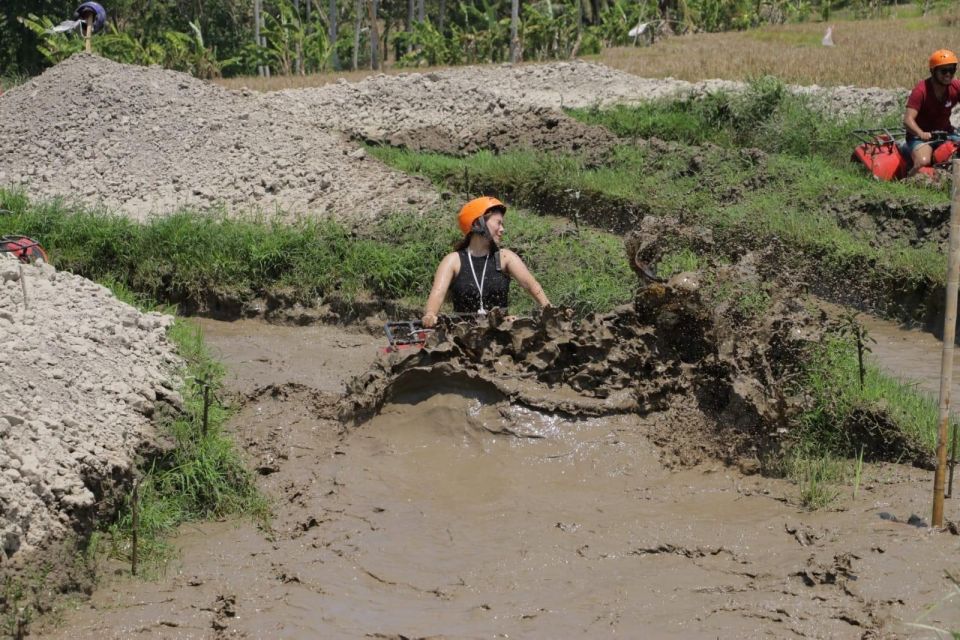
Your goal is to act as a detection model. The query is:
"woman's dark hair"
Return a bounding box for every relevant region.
[454,232,474,252]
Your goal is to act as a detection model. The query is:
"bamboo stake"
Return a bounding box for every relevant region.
[254,0,264,77]
[18,264,28,310]
[84,14,93,53]
[131,478,140,575]
[202,377,210,437]
[933,158,960,527]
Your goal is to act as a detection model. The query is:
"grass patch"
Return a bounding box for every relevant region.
[785,331,942,507]
[656,248,701,278]
[0,190,633,318]
[569,76,904,167]
[370,139,948,322]
[99,313,267,572]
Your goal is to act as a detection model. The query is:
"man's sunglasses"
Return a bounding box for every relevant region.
[936,66,958,75]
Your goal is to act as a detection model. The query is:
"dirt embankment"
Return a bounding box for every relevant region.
[0,253,182,577]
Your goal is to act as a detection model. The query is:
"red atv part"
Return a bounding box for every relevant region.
[0,236,48,264]
[379,320,432,355]
[852,129,959,181]
[851,132,908,181]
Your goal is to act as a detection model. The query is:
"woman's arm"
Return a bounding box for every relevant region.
[422,252,459,327]
[502,249,551,308]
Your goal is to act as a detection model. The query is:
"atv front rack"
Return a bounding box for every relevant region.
[381,314,487,354]
[384,320,433,349]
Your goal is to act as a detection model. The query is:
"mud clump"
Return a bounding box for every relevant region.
[344,219,823,465]
[0,252,182,570]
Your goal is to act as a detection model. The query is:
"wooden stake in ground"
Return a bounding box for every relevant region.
[933,158,960,527]
[18,264,28,310]
[131,478,140,575]
[84,14,93,53]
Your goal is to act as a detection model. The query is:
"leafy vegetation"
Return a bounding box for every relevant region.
[370,140,947,322]
[570,75,903,167]
[782,330,943,507]
[5,0,944,79]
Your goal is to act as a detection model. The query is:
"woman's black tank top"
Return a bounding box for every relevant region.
[451,249,510,313]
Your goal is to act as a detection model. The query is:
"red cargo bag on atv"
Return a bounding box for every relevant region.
[0,236,49,264]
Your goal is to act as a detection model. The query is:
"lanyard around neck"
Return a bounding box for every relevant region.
[466,251,489,315]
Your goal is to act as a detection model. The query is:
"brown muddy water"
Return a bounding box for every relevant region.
[36,318,960,639]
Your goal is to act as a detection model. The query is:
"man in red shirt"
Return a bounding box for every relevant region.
[904,49,960,175]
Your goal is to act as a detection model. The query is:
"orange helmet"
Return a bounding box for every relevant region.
[458,196,506,235]
[929,49,959,70]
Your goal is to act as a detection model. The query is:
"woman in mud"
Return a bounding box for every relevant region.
[421,196,550,328]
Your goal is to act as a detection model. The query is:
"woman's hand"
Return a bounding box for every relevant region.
[422,313,438,328]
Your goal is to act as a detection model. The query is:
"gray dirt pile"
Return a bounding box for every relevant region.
[0,54,437,221]
[342,217,823,466]
[266,70,620,160]
[0,252,182,565]
[422,60,918,122]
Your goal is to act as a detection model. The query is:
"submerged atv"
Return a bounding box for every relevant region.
[852,128,959,181]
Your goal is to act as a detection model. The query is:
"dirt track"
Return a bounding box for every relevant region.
[38,318,960,639]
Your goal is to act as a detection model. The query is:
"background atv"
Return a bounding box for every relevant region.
[852,128,958,181]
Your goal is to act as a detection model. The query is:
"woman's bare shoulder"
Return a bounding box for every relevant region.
[440,251,461,271]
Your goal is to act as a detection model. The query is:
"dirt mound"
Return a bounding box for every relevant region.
[446,60,920,123]
[0,54,437,220]
[265,70,619,160]
[343,221,823,465]
[0,253,181,567]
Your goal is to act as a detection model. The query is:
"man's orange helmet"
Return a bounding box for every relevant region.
[458,196,506,235]
[929,49,959,70]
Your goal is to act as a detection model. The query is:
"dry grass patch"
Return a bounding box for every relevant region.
[597,9,960,89]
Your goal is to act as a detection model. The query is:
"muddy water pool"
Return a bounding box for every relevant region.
[38,318,960,639]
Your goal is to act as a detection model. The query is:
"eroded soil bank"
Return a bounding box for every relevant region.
[33,315,960,640]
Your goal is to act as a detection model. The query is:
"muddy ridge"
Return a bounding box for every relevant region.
[343,224,823,468]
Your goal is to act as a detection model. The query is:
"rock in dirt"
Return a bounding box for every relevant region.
[0,252,181,566]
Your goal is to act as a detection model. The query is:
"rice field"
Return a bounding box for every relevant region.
[214,5,960,93]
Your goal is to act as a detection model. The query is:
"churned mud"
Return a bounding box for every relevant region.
[37,316,960,640]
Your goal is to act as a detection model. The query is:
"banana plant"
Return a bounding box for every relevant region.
[17,14,84,64]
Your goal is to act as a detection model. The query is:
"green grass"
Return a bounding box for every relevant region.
[0,190,633,318]
[784,331,943,507]
[370,136,948,323]
[99,313,267,572]
[569,76,906,168]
